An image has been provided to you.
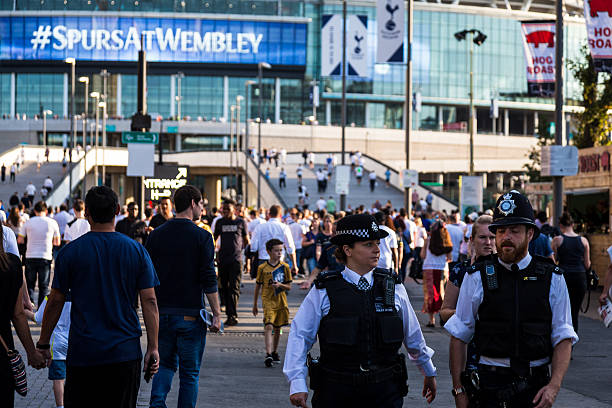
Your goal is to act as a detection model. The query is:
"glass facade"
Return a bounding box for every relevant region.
[0,2,589,134]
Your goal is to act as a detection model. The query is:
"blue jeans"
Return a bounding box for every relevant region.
[306,257,317,275]
[150,315,207,408]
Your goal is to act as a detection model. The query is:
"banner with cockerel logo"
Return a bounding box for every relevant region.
[584,0,612,72]
[521,21,556,97]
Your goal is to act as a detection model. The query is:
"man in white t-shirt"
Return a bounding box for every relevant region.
[43,176,54,191]
[25,181,36,203]
[54,203,74,240]
[445,211,465,263]
[18,201,60,306]
[247,209,266,238]
[287,209,306,275]
[63,199,90,243]
[368,170,377,192]
[374,212,398,273]
[316,197,326,212]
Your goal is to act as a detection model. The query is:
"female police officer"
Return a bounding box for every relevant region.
[283,213,437,408]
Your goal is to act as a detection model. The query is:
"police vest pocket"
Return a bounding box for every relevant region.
[476,321,511,356]
[320,316,359,345]
[520,323,551,356]
[378,315,404,344]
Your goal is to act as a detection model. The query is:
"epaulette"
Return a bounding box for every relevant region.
[468,254,496,275]
[533,255,563,275]
[314,269,342,289]
[373,267,402,284]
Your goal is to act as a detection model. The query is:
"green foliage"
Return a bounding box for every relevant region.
[568,45,612,148]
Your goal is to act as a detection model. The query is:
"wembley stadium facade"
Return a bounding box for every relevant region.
[0,0,588,135]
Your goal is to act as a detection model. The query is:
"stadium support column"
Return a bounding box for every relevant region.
[553,0,564,226]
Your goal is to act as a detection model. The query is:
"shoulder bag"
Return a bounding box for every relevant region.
[0,334,27,396]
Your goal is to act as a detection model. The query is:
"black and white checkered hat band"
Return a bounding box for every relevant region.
[335,228,372,238]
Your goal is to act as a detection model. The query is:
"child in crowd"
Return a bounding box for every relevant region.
[253,238,292,367]
[26,295,72,408]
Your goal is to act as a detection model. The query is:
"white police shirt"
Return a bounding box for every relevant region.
[283,266,436,396]
[444,253,578,368]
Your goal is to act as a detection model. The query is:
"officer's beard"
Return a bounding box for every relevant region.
[496,238,529,264]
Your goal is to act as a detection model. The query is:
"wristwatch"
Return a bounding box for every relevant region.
[35,342,50,350]
[451,386,466,397]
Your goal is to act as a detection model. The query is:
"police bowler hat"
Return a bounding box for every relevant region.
[488,190,539,239]
[331,213,389,246]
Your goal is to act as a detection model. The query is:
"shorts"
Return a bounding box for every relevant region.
[263,307,290,328]
[49,359,66,380]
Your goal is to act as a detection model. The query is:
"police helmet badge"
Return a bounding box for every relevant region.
[498,193,517,216]
[371,221,379,233]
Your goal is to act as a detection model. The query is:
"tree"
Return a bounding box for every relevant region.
[569,45,612,148]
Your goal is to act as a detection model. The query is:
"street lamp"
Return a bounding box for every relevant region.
[42,110,52,151]
[90,91,100,185]
[175,72,184,120]
[454,29,487,176]
[244,80,256,207]
[236,95,244,200]
[99,100,107,186]
[79,76,89,194]
[257,62,271,208]
[230,104,236,197]
[65,57,76,204]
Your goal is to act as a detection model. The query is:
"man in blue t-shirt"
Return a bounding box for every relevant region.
[38,186,160,408]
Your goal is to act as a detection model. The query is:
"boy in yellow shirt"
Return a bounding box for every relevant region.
[253,238,293,367]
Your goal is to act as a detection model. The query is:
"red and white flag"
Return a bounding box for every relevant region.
[584,0,612,72]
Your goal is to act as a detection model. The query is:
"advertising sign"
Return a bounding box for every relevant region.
[459,175,483,217]
[144,165,189,202]
[347,15,368,77]
[376,0,405,63]
[0,15,307,66]
[321,14,368,77]
[541,145,579,176]
[521,21,556,97]
[584,0,612,72]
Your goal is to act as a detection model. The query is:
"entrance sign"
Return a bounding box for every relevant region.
[584,0,612,72]
[144,165,189,202]
[541,145,579,176]
[520,21,556,97]
[0,15,307,66]
[459,175,483,217]
[335,165,351,195]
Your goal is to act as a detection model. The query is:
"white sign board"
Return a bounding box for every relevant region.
[460,175,483,217]
[321,14,368,77]
[321,15,343,76]
[347,15,368,77]
[376,0,405,63]
[402,169,418,188]
[335,165,351,195]
[127,143,155,177]
[541,145,579,176]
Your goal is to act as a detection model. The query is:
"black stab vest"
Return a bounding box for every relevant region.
[316,270,404,371]
[473,256,559,363]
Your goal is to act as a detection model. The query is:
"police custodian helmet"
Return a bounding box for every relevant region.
[488,190,540,239]
[331,213,389,246]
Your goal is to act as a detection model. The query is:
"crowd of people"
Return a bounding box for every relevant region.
[0,181,600,408]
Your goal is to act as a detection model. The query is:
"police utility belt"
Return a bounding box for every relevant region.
[307,353,407,387]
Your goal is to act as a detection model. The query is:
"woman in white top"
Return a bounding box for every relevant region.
[420,216,452,327]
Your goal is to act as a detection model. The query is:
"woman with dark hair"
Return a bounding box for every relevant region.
[301,219,319,277]
[552,212,591,333]
[0,221,45,405]
[421,216,452,327]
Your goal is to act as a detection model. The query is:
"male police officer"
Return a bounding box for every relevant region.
[284,213,437,408]
[445,191,577,408]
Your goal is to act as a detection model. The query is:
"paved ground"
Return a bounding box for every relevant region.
[267,154,406,210]
[12,271,612,408]
[0,160,66,206]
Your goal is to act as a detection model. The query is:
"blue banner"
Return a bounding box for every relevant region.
[0,15,307,66]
